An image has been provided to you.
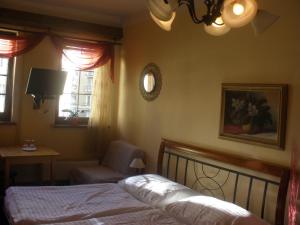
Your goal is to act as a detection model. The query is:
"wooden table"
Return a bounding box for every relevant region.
[0,146,60,188]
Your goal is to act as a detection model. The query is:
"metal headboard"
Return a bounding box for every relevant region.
[157,139,290,225]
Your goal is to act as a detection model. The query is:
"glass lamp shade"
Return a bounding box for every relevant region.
[150,11,176,31]
[129,158,145,169]
[204,17,231,36]
[147,0,175,22]
[222,0,258,28]
[251,10,280,35]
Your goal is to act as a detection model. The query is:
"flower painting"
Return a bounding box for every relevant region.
[219,84,288,149]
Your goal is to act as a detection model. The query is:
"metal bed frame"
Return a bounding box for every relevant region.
[157,138,290,225]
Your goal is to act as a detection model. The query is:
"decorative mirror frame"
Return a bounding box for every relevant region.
[139,63,162,101]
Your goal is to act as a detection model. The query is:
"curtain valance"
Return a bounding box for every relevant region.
[0,33,45,58]
[0,33,115,80]
[50,35,114,80]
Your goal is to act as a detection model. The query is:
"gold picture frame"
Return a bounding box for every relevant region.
[219,83,288,149]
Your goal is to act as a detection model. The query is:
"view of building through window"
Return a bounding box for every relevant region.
[58,51,95,119]
[0,57,9,113]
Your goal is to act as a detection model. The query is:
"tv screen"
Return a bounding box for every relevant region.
[26,68,67,97]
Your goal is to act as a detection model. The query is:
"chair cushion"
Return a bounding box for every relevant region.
[70,165,126,184]
[102,140,144,175]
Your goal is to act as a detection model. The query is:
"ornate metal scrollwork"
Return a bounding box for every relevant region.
[191,161,230,200]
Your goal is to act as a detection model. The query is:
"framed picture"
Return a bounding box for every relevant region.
[219,84,288,149]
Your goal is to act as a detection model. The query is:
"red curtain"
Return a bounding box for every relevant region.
[0,32,115,80]
[50,35,114,81]
[289,143,299,225]
[0,33,45,58]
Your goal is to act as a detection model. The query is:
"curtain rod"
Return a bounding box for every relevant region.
[0,26,122,45]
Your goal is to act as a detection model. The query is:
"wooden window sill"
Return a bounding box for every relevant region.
[0,122,16,126]
[52,124,88,128]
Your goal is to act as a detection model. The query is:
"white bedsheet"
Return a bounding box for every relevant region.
[48,209,187,225]
[5,183,151,225]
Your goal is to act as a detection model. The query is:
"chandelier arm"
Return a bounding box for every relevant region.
[211,0,224,20]
[176,0,224,25]
[178,0,205,24]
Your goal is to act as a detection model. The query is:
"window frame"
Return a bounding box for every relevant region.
[55,68,94,126]
[0,32,15,122]
[55,107,89,125]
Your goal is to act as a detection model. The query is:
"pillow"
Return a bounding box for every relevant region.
[118,174,198,208]
[165,196,269,225]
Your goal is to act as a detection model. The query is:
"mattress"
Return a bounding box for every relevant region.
[48,209,186,225]
[5,183,151,225]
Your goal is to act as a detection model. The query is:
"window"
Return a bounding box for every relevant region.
[55,51,95,125]
[0,56,13,122]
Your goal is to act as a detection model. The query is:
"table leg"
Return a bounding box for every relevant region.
[4,159,10,189]
[50,159,54,185]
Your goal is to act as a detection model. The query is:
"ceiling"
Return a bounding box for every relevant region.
[0,0,148,27]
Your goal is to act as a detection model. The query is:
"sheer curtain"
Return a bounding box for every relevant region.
[50,35,114,80]
[88,61,113,158]
[0,33,44,57]
[50,34,115,158]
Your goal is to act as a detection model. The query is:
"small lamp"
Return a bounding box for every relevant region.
[130,158,145,174]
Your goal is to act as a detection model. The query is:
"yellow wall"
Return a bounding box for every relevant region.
[1,0,299,172]
[0,37,96,160]
[117,0,300,172]
[0,125,17,146]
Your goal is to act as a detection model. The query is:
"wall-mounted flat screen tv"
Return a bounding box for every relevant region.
[26,68,67,97]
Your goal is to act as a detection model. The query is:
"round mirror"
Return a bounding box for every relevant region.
[139,63,162,101]
[143,73,156,93]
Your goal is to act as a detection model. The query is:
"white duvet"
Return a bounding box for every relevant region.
[48,209,187,225]
[4,175,270,225]
[5,183,151,225]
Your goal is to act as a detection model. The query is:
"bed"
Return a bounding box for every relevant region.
[4,138,289,225]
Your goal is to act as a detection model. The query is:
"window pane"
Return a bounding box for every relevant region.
[78,109,90,118]
[0,95,5,113]
[58,50,96,121]
[62,70,79,94]
[0,76,7,94]
[78,95,91,118]
[58,94,78,117]
[79,71,94,94]
[0,58,9,75]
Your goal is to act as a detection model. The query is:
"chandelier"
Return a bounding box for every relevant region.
[147,0,259,36]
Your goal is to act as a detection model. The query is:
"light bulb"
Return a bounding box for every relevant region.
[222,0,258,28]
[204,17,231,36]
[233,3,245,16]
[212,17,225,27]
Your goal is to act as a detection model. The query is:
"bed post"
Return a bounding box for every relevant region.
[157,139,166,175]
[275,169,290,225]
